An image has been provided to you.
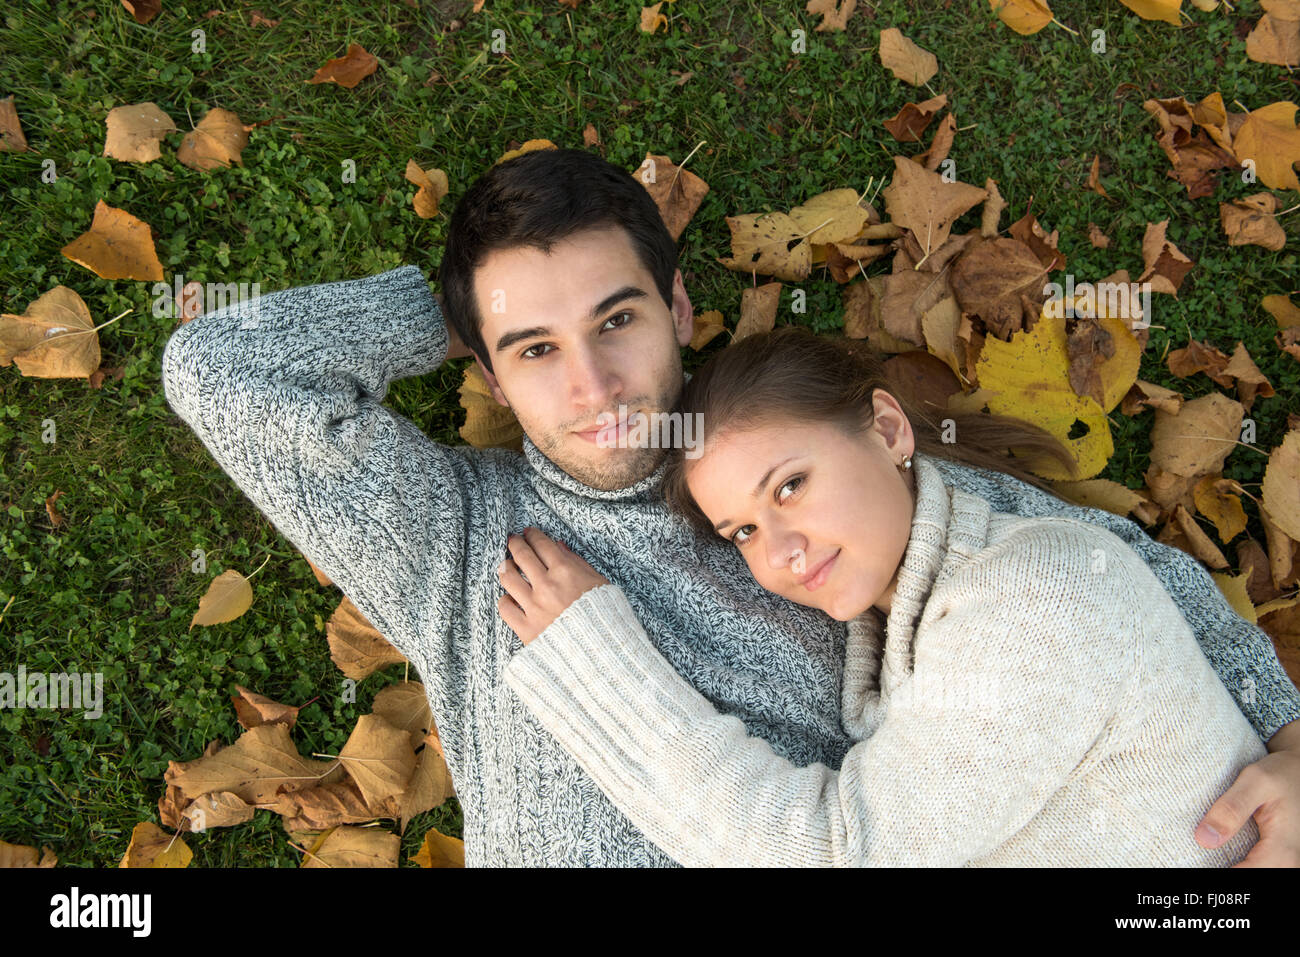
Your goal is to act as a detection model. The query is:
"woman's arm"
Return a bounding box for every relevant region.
[503,527,1137,866]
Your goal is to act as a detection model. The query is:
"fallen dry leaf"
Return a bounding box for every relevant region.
[636,152,710,242]
[404,159,449,219]
[689,309,726,351]
[734,283,781,343]
[1222,341,1275,410]
[1211,571,1257,624]
[1088,223,1111,249]
[308,43,380,89]
[1193,476,1249,543]
[1246,5,1300,68]
[1138,220,1194,297]
[0,285,102,379]
[949,237,1045,340]
[190,568,253,630]
[1263,293,1300,328]
[882,156,986,261]
[120,0,161,24]
[495,139,557,165]
[459,362,523,451]
[716,211,810,281]
[1120,378,1183,416]
[1119,0,1182,24]
[119,822,190,868]
[103,102,177,162]
[299,825,400,867]
[326,594,409,680]
[0,839,56,868]
[989,0,1055,35]
[1232,101,1300,191]
[1051,478,1160,525]
[171,723,337,806]
[878,28,938,86]
[176,107,250,171]
[1262,430,1300,541]
[884,94,948,142]
[1220,193,1287,251]
[412,826,465,867]
[0,96,28,152]
[640,2,668,33]
[1147,392,1245,480]
[1086,154,1109,197]
[231,685,301,731]
[60,200,164,281]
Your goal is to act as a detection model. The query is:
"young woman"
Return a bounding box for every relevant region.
[494,327,1267,866]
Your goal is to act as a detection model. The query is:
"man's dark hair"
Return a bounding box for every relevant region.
[439,148,679,376]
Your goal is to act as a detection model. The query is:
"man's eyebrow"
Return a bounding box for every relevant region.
[492,286,651,354]
[713,456,797,534]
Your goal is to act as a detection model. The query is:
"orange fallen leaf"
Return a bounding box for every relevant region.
[120,0,161,24]
[404,159,449,219]
[1262,430,1300,541]
[989,0,1055,35]
[0,839,56,868]
[0,96,29,152]
[495,138,557,165]
[60,200,164,281]
[176,107,250,171]
[1193,476,1248,543]
[119,822,191,868]
[458,362,524,451]
[1118,0,1182,25]
[231,685,301,731]
[103,102,177,162]
[640,3,668,33]
[412,826,465,867]
[0,285,103,379]
[1231,101,1300,191]
[635,152,710,242]
[689,309,726,351]
[326,594,409,679]
[1138,220,1194,297]
[308,43,380,89]
[45,490,65,528]
[190,568,254,630]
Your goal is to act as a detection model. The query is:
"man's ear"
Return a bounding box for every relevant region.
[474,354,511,408]
[671,269,694,349]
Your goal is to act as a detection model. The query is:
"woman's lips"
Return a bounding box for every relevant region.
[802,549,840,591]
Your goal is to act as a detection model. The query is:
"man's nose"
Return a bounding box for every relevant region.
[567,345,622,409]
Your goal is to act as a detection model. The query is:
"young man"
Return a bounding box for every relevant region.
[162,148,1300,866]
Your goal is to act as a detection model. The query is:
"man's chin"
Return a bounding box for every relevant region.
[546,437,667,491]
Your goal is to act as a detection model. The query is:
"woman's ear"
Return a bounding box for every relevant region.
[870,389,915,462]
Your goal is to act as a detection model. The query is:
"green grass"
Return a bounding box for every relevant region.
[0,0,1296,866]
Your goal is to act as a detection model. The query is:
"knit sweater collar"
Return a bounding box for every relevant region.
[842,451,992,732]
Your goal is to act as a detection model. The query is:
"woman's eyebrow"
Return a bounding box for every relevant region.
[713,456,798,532]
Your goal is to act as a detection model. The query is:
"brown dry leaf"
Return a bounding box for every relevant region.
[842,278,915,353]
[396,732,455,832]
[1065,315,1142,411]
[120,0,161,24]
[180,791,255,831]
[635,153,710,242]
[404,159,449,219]
[308,43,379,89]
[1211,571,1258,624]
[716,211,810,281]
[103,102,177,162]
[1146,464,1199,514]
[916,113,957,172]
[582,122,600,146]
[689,309,726,350]
[0,839,56,868]
[275,780,376,832]
[250,10,281,27]
[371,681,434,751]
[882,157,986,261]
[1222,341,1274,410]
[190,568,253,630]
[1261,508,1297,589]
[0,96,28,152]
[990,0,1054,34]
[1118,0,1183,24]
[495,139,557,165]
[1231,101,1300,192]
[881,250,953,346]
[44,489,65,528]
[1238,538,1283,603]
[980,179,1006,238]
[231,684,300,731]
[1280,326,1300,363]
[734,283,782,343]
[1008,212,1066,272]
[1220,193,1287,251]
[1262,431,1300,541]
[60,200,164,281]
[883,350,962,416]
[0,285,101,379]
[788,189,870,246]
[640,2,668,33]
[176,107,250,171]
[824,241,891,283]
[304,553,333,586]
[171,723,337,805]
[878,28,938,86]
[1147,392,1245,480]
[458,362,523,451]
[1260,604,1300,686]
[921,296,967,383]
[1263,293,1300,328]
[88,364,126,389]
[339,714,418,809]
[1167,338,1233,387]
[1247,7,1300,68]
[950,306,1112,480]
[300,825,400,868]
[948,237,1046,340]
[1138,220,1194,297]
[1086,154,1109,197]
[1193,476,1248,543]
[412,827,465,867]
[1163,504,1230,569]
[119,823,191,868]
[1120,379,1183,416]
[1051,478,1160,525]
[1087,223,1111,249]
[326,594,408,680]
[1142,96,1240,198]
[884,94,948,142]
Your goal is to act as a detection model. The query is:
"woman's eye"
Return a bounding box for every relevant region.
[778,475,803,501]
[730,525,754,547]
[520,313,632,360]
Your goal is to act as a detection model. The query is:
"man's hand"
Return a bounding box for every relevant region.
[1195,719,1300,866]
[496,527,610,644]
[434,291,474,361]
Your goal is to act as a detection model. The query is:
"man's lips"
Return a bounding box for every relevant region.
[798,549,840,591]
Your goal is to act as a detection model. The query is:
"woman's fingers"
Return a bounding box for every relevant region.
[521,526,567,567]
[497,557,531,604]
[507,531,548,581]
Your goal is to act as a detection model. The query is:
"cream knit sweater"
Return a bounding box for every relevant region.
[504,453,1267,867]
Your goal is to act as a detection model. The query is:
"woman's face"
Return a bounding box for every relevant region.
[686,392,916,621]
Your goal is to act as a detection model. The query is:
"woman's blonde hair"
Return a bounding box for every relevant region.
[661,326,1077,537]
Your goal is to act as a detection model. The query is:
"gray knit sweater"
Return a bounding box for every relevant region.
[159,265,1300,867]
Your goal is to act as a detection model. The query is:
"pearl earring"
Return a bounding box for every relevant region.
[901,456,912,470]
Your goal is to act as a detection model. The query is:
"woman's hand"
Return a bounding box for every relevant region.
[497,527,610,645]
[1197,719,1300,867]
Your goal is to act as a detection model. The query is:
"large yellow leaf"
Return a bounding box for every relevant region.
[1231,101,1300,192]
[412,826,466,867]
[989,0,1054,35]
[1118,0,1183,25]
[189,568,253,630]
[338,713,418,811]
[0,285,101,379]
[299,825,400,867]
[119,823,191,868]
[954,308,1113,480]
[60,200,164,281]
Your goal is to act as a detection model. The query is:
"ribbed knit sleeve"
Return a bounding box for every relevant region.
[503,524,1187,867]
[160,265,483,747]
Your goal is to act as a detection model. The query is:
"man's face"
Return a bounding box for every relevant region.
[471,225,694,490]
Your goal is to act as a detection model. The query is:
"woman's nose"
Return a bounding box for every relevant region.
[766,528,806,573]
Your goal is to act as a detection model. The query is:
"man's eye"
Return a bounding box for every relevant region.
[522,343,552,360]
[520,313,633,360]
